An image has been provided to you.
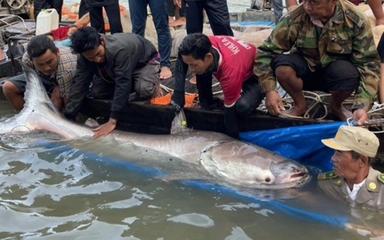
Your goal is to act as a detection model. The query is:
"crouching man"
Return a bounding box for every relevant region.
[64,27,160,138]
[171,33,264,138]
[319,126,384,209]
[254,0,380,123]
[2,34,77,111]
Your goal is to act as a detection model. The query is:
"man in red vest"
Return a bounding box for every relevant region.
[172,33,264,138]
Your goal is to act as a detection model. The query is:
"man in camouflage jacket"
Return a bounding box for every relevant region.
[254,0,380,123]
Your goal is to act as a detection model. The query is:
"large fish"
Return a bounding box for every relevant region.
[0,67,310,189]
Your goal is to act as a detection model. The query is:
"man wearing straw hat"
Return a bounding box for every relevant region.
[318,126,384,209]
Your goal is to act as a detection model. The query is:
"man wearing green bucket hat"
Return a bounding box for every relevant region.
[318,126,384,209]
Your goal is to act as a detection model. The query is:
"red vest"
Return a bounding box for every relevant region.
[209,36,256,106]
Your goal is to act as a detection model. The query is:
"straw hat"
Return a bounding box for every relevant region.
[321,126,379,158]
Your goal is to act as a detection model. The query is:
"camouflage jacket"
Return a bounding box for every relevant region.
[254,0,380,109]
[318,167,384,209]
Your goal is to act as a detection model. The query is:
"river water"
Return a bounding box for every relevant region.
[0,99,383,239]
[0,1,382,236]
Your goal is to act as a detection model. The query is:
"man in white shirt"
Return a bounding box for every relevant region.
[318,126,384,209]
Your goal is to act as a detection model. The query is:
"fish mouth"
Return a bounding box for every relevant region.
[288,169,310,187]
[291,171,308,179]
[270,163,310,188]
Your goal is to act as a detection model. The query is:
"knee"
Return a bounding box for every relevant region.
[326,60,359,80]
[235,98,253,116]
[275,65,296,83]
[325,61,359,92]
[2,80,20,97]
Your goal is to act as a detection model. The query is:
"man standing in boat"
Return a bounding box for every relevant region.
[254,0,380,124]
[2,34,77,111]
[171,33,264,138]
[129,0,173,80]
[64,27,160,138]
[319,126,384,209]
[86,0,123,34]
[173,0,233,36]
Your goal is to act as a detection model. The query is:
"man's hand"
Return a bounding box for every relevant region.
[93,118,117,138]
[50,86,63,111]
[287,5,298,12]
[352,108,369,126]
[265,90,284,116]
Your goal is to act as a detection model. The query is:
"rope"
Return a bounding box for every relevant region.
[346,102,384,134]
[257,90,330,120]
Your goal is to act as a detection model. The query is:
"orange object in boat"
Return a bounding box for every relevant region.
[150,93,172,105]
[150,93,198,108]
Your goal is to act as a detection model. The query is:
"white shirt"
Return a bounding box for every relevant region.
[346,179,366,201]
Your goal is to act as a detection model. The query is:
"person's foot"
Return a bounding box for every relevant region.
[169,17,186,28]
[280,105,306,118]
[160,66,172,80]
[189,75,196,85]
[330,105,352,121]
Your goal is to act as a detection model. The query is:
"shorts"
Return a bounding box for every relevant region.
[272,53,360,92]
[8,73,56,95]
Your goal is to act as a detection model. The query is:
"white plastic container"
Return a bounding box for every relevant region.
[35,8,59,35]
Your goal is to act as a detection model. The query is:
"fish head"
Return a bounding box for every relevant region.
[200,141,310,189]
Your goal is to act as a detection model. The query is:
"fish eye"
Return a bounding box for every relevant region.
[265,177,271,183]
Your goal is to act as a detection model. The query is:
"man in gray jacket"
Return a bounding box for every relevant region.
[64,27,160,138]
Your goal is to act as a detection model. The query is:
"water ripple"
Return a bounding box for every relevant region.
[167,213,215,228]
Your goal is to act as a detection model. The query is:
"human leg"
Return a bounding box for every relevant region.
[2,74,57,111]
[204,0,233,36]
[89,6,105,33]
[128,0,148,36]
[195,72,214,109]
[78,0,89,18]
[90,76,115,99]
[132,62,160,100]
[2,75,25,111]
[171,0,186,27]
[225,76,264,139]
[322,60,359,120]
[51,0,63,21]
[104,1,123,33]
[235,75,265,117]
[272,53,311,116]
[378,32,384,103]
[34,0,48,19]
[148,0,172,79]
[272,0,283,23]
[380,63,384,103]
[185,0,204,34]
